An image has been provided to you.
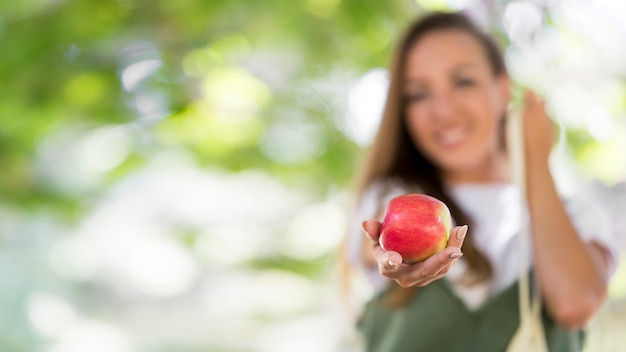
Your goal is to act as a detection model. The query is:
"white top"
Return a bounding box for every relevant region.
[346,179,617,310]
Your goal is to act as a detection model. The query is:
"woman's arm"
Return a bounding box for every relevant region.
[523,92,612,329]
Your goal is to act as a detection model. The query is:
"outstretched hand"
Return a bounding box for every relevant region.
[362,220,467,288]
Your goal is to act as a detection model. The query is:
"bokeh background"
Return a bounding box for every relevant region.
[1,0,625,351]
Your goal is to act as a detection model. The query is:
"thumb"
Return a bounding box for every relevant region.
[379,251,403,271]
[361,220,382,241]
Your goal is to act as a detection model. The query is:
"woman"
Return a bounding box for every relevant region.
[345,11,617,351]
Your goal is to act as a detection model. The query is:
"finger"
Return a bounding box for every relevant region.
[420,265,455,286]
[378,250,403,275]
[447,225,468,249]
[434,257,458,276]
[419,247,463,278]
[525,89,542,105]
[361,220,381,242]
[525,90,546,113]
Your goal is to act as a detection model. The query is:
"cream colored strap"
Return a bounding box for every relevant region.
[505,108,548,352]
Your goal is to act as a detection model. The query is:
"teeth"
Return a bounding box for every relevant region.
[438,127,467,146]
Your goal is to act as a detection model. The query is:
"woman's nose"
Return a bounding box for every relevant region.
[429,91,454,121]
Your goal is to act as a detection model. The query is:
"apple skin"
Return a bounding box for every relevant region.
[379,194,452,263]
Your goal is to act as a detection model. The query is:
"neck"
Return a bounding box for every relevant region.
[442,153,509,185]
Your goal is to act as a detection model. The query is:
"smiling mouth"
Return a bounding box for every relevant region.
[437,126,468,147]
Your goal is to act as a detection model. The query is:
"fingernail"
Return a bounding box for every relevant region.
[361,221,367,234]
[456,225,468,241]
[449,252,463,260]
[388,258,399,267]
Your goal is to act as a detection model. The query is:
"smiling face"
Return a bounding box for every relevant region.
[403,29,510,183]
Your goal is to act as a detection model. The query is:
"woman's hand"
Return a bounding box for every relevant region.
[362,220,467,288]
[521,90,554,167]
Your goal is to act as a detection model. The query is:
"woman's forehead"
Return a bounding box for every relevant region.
[405,30,490,72]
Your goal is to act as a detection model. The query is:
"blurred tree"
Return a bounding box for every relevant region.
[0,0,420,214]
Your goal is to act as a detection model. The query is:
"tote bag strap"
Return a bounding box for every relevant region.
[505,108,548,352]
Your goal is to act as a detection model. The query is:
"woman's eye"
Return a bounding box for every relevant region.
[406,93,427,103]
[456,78,475,88]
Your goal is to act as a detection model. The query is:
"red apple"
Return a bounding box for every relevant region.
[379,194,452,263]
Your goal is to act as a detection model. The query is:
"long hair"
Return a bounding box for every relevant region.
[353,11,507,307]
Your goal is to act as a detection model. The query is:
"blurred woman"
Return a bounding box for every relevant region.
[345,11,616,352]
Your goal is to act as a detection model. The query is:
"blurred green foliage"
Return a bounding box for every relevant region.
[1,3,423,349]
[0,0,421,214]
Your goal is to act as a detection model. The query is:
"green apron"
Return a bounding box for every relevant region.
[357,276,584,352]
